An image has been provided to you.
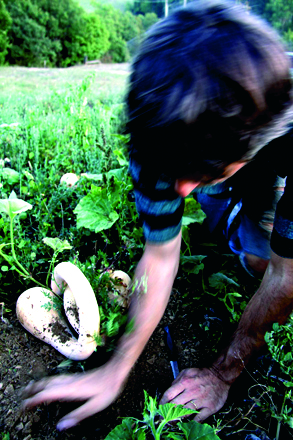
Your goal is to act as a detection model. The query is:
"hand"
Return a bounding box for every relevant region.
[160,367,230,421]
[22,363,126,431]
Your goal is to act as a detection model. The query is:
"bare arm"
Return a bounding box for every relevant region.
[113,232,182,376]
[160,250,293,420]
[212,250,293,382]
[23,233,182,430]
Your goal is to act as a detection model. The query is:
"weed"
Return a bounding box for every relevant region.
[104,390,220,440]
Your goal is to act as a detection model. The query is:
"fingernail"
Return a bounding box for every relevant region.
[57,419,75,431]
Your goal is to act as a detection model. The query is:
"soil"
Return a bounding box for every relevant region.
[1,276,292,440]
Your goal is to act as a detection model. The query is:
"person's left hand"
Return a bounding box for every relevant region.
[159,367,230,421]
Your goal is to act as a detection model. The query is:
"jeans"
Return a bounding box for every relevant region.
[194,159,285,261]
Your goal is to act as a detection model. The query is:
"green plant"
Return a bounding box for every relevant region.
[105,390,221,440]
[265,316,293,437]
[0,191,43,285]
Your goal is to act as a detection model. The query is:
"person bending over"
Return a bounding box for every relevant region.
[23,0,293,430]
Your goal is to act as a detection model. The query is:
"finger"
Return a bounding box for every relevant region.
[169,392,196,406]
[22,375,75,399]
[194,407,213,422]
[160,384,186,405]
[183,402,200,412]
[56,397,112,431]
[23,380,84,409]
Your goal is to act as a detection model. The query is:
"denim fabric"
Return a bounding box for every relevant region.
[195,160,286,260]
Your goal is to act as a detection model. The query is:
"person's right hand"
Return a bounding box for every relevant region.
[160,367,230,421]
[22,362,127,431]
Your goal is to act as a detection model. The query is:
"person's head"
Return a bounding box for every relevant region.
[127,0,292,183]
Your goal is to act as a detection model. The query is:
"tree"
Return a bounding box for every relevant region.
[266,0,293,49]
[83,13,110,61]
[4,0,59,66]
[0,0,11,64]
[93,3,144,62]
[4,0,111,66]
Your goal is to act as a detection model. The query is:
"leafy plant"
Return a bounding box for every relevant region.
[208,272,245,323]
[0,191,40,283]
[105,390,220,440]
[265,316,293,376]
[257,317,293,438]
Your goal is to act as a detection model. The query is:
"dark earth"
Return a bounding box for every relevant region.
[1,245,293,440]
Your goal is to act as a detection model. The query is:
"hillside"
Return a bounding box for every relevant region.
[77,0,130,12]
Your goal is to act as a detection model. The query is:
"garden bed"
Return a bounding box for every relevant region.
[0,65,292,440]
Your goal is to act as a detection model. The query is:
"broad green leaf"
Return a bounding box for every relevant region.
[1,168,20,185]
[143,390,158,421]
[178,420,220,439]
[208,273,239,292]
[43,237,72,253]
[158,403,197,422]
[182,198,206,226]
[0,192,32,219]
[113,149,129,166]
[180,255,206,275]
[104,418,139,440]
[136,429,147,440]
[74,185,119,233]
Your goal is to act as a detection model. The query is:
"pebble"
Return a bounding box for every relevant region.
[4,384,14,395]
[23,421,32,433]
[15,422,24,432]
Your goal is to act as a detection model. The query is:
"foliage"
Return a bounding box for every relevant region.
[3,0,142,66]
[265,0,293,49]
[92,3,142,62]
[0,0,11,65]
[83,13,110,61]
[265,315,293,377]
[0,74,141,345]
[261,318,293,437]
[2,67,293,439]
[104,390,220,439]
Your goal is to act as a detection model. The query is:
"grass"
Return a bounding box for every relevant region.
[0,64,130,104]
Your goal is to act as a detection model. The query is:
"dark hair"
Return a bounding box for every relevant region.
[127,0,292,180]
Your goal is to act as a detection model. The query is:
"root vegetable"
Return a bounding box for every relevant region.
[108,270,131,308]
[16,262,100,360]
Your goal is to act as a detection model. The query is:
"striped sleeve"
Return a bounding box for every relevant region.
[129,158,184,243]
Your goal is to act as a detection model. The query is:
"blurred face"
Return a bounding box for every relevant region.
[174,161,247,198]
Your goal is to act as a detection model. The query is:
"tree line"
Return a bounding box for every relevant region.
[0,0,158,67]
[0,0,292,67]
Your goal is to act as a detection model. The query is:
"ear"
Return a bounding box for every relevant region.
[174,179,200,197]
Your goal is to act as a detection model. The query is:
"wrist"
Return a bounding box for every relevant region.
[211,347,247,385]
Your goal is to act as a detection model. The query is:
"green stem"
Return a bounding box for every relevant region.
[46,252,58,287]
[276,393,287,440]
[0,248,47,289]
[149,419,160,440]
[10,217,30,276]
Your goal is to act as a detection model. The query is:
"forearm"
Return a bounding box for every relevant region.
[213,250,293,384]
[107,233,181,379]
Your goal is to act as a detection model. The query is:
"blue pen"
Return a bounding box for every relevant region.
[164,325,180,379]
